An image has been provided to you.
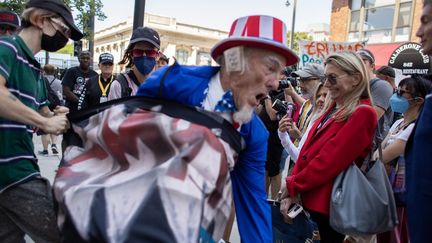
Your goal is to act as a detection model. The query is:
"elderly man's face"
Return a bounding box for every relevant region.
[417,3,432,55]
[229,48,285,122]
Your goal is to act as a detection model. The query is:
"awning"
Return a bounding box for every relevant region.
[366,43,402,69]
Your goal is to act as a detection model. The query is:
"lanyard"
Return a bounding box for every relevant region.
[98,75,114,97]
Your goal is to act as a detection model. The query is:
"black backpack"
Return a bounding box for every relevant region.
[116,73,132,98]
[43,77,61,110]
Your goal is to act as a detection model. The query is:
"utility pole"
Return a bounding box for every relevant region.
[133,0,146,30]
[286,0,297,50]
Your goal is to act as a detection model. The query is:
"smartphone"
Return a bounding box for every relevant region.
[287,203,303,218]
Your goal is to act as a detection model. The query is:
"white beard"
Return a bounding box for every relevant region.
[233,105,254,124]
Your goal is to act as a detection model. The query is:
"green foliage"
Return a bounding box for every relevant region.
[0,0,26,14]
[287,31,313,53]
[56,43,74,55]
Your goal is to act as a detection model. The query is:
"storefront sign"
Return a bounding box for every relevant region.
[388,42,430,75]
[298,40,365,67]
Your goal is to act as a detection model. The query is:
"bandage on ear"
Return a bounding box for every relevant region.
[224,46,245,73]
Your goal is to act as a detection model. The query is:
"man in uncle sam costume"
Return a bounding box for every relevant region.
[137,14,299,242]
[54,14,298,243]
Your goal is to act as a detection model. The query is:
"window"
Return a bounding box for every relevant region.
[351,0,362,10]
[364,0,395,8]
[397,2,412,27]
[347,0,413,43]
[350,10,361,32]
[176,49,189,65]
[363,6,395,31]
[364,29,392,43]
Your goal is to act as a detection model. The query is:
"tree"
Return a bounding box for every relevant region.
[57,43,74,55]
[287,31,313,54]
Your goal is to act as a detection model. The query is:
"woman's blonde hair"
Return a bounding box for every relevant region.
[321,51,372,121]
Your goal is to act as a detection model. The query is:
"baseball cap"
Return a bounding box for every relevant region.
[99,53,114,64]
[211,15,299,66]
[0,10,20,28]
[356,49,375,64]
[25,0,83,41]
[376,66,395,78]
[292,63,324,79]
[129,27,160,49]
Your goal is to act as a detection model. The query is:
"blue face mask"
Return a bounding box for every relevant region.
[133,56,156,76]
[390,93,410,114]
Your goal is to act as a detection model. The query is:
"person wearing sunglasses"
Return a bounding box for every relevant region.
[108,26,160,100]
[0,9,20,36]
[280,51,377,243]
[0,0,83,242]
[373,76,432,243]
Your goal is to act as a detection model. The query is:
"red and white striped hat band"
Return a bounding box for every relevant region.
[211,15,299,66]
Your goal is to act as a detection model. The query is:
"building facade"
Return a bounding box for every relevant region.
[330,0,424,68]
[93,13,228,73]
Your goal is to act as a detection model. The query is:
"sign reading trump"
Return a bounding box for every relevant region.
[298,40,366,67]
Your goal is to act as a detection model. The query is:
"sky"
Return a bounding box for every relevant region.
[94,0,333,33]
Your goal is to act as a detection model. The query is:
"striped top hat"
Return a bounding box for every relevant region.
[211,15,299,66]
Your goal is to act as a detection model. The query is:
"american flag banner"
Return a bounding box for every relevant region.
[53,97,243,243]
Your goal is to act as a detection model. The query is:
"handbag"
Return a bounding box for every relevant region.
[330,131,398,236]
[269,200,320,242]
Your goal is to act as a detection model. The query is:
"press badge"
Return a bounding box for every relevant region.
[100,96,108,103]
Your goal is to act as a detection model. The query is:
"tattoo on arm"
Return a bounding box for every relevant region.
[8,94,17,101]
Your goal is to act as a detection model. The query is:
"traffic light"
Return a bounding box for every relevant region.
[74,41,82,56]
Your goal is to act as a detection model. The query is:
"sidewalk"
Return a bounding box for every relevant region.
[31,134,241,243]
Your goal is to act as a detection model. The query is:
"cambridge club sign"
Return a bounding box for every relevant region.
[388,42,430,75]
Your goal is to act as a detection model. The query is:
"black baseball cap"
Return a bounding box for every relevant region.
[376,66,395,78]
[25,0,83,41]
[0,10,20,28]
[129,27,160,49]
[99,53,114,64]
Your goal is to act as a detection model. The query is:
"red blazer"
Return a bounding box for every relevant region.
[286,99,377,215]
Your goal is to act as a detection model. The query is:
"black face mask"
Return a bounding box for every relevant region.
[41,31,68,52]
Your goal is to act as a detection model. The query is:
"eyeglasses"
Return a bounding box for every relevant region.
[396,89,412,97]
[299,77,320,82]
[132,49,160,58]
[0,25,17,35]
[320,74,349,85]
[49,17,70,38]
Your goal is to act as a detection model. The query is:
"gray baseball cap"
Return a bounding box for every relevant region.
[292,63,324,79]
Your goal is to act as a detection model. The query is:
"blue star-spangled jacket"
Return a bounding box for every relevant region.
[137,63,272,242]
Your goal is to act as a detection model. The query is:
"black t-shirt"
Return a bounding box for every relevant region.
[257,103,284,163]
[61,66,98,113]
[80,74,115,109]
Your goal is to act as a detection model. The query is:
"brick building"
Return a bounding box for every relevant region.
[329,0,424,68]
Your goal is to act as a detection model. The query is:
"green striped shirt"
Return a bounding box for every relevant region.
[0,35,48,192]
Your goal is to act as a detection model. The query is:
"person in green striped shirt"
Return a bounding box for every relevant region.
[0,0,83,242]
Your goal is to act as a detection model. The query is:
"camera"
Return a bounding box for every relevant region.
[272,99,296,120]
[278,77,298,90]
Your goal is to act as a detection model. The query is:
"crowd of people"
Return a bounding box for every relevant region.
[0,0,431,242]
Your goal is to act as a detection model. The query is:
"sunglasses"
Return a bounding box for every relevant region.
[132,49,160,58]
[49,17,71,38]
[320,74,349,85]
[0,25,17,34]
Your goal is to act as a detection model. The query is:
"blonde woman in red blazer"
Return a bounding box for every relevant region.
[281,51,377,243]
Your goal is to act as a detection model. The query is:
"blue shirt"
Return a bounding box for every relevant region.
[137,63,272,242]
